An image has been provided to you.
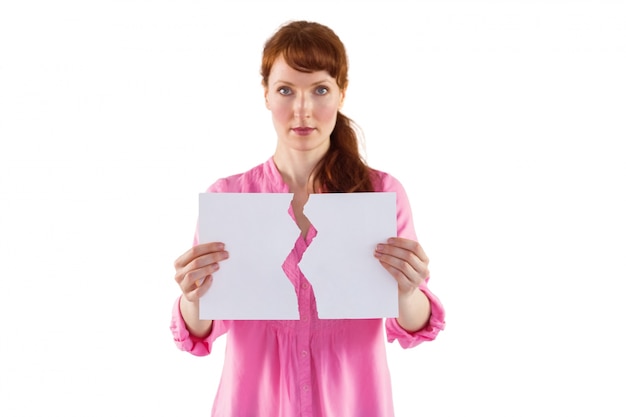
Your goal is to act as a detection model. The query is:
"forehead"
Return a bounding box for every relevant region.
[268,56,335,85]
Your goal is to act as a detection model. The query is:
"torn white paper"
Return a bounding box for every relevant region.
[197,192,398,320]
[299,192,398,319]
[198,193,301,320]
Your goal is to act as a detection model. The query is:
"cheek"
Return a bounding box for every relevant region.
[270,102,291,123]
[316,103,339,123]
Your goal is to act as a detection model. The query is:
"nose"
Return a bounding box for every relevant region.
[293,93,312,119]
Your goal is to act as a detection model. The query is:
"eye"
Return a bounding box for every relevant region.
[278,86,292,95]
[315,86,329,95]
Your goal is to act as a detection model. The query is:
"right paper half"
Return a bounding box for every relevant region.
[299,192,398,319]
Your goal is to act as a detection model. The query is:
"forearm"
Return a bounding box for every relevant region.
[397,288,431,333]
[179,296,213,338]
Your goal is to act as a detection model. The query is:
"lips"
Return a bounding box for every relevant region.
[292,127,315,135]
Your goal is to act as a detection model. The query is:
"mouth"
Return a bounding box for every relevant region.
[292,127,315,136]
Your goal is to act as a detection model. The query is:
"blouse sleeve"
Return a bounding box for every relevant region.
[170,178,232,356]
[170,295,229,356]
[379,172,447,348]
[385,281,446,348]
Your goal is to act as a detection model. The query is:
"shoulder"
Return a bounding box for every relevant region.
[370,167,417,239]
[206,158,284,193]
[369,168,407,193]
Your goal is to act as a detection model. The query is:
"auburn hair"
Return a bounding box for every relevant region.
[261,20,375,193]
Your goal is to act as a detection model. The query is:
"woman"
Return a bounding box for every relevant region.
[171,20,445,416]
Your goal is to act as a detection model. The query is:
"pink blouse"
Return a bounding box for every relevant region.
[170,158,446,417]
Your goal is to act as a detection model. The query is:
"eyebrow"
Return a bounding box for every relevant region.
[272,79,333,87]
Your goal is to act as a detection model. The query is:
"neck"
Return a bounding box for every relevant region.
[273,149,324,191]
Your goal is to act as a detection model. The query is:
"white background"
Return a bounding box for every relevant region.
[1,0,625,416]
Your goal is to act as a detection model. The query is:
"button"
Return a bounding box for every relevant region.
[301,282,309,289]
[301,350,308,357]
[302,384,309,391]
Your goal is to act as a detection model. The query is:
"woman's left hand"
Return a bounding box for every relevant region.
[374,237,430,295]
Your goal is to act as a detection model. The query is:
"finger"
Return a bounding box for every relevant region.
[375,245,429,283]
[375,243,421,275]
[185,275,214,301]
[184,250,229,275]
[413,242,429,264]
[385,238,429,265]
[174,242,225,269]
[174,248,229,285]
[376,249,419,280]
[179,261,221,289]
[378,261,415,292]
[193,274,213,292]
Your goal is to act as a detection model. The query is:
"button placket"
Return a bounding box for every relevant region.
[296,274,314,415]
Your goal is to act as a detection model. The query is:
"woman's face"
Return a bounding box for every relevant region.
[265,55,345,156]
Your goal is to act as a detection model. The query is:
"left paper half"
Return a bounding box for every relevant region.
[198,193,301,320]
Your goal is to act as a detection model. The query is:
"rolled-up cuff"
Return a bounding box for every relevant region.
[170,296,217,356]
[386,283,446,349]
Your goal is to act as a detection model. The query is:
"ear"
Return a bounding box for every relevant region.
[338,80,348,109]
[338,88,346,110]
[264,87,270,110]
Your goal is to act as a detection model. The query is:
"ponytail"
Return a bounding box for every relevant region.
[312,112,375,193]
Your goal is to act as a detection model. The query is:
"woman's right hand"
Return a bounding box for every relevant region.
[174,242,229,302]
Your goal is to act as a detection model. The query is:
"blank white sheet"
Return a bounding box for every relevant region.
[198,192,397,320]
[198,193,300,320]
[299,192,398,319]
